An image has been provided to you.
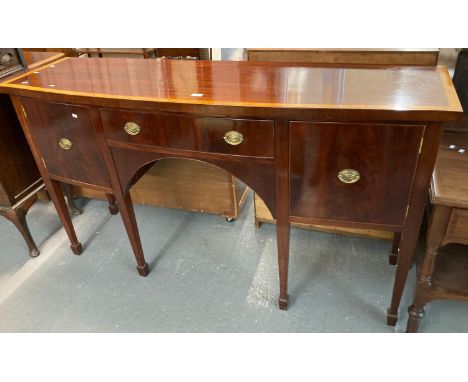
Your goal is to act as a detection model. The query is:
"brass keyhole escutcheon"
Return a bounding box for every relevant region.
[223,130,243,146]
[124,121,141,136]
[58,138,72,150]
[338,169,360,184]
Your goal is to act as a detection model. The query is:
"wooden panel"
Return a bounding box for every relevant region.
[247,48,439,67]
[75,158,249,218]
[100,109,274,158]
[290,121,423,225]
[20,99,110,188]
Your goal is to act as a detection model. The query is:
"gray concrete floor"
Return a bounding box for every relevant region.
[1,193,467,332]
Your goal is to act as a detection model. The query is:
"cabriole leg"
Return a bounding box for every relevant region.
[1,195,40,257]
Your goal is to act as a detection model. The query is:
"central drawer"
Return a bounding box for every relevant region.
[99,109,275,158]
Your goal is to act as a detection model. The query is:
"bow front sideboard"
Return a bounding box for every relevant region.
[0,58,461,325]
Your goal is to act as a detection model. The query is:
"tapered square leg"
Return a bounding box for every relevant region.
[275,119,290,311]
[70,242,83,255]
[113,191,150,276]
[278,296,289,310]
[387,125,444,326]
[137,262,149,276]
[389,232,401,266]
[46,180,83,255]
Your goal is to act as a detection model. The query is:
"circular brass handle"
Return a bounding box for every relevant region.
[223,130,243,146]
[58,138,72,150]
[124,121,141,136]
[338,169,360,184]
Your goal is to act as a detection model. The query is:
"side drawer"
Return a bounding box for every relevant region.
[21,99,110,188]
[99,109,275,158]
[290,121,424,226]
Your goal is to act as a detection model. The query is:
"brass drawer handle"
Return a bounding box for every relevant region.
[338,169,360,184]
[59,138,72,150]
[124,121,141,135]
[223,130,243,146]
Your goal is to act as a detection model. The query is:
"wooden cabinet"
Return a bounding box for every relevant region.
[0,94,41,206]
[0,51,65,257]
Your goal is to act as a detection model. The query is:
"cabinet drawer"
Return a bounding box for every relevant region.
[21,99,110,188]
[290,121,424,226]
[99,109,274,158]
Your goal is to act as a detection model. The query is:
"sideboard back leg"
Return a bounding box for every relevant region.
[389,232,401,265]
[277,219,290,310]
[105,193,119,215]
[47,179,83,255]
[62,183,83,216]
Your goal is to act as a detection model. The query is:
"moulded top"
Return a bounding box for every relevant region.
[0,57,462,114]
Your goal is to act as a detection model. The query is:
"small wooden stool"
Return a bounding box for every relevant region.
[407,131,468,332]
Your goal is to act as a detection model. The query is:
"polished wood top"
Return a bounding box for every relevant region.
[431,132,468,208]
[0,57,462,114]
[23,51,65,70]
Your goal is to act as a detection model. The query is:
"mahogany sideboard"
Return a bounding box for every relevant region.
[0,58,461,325]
